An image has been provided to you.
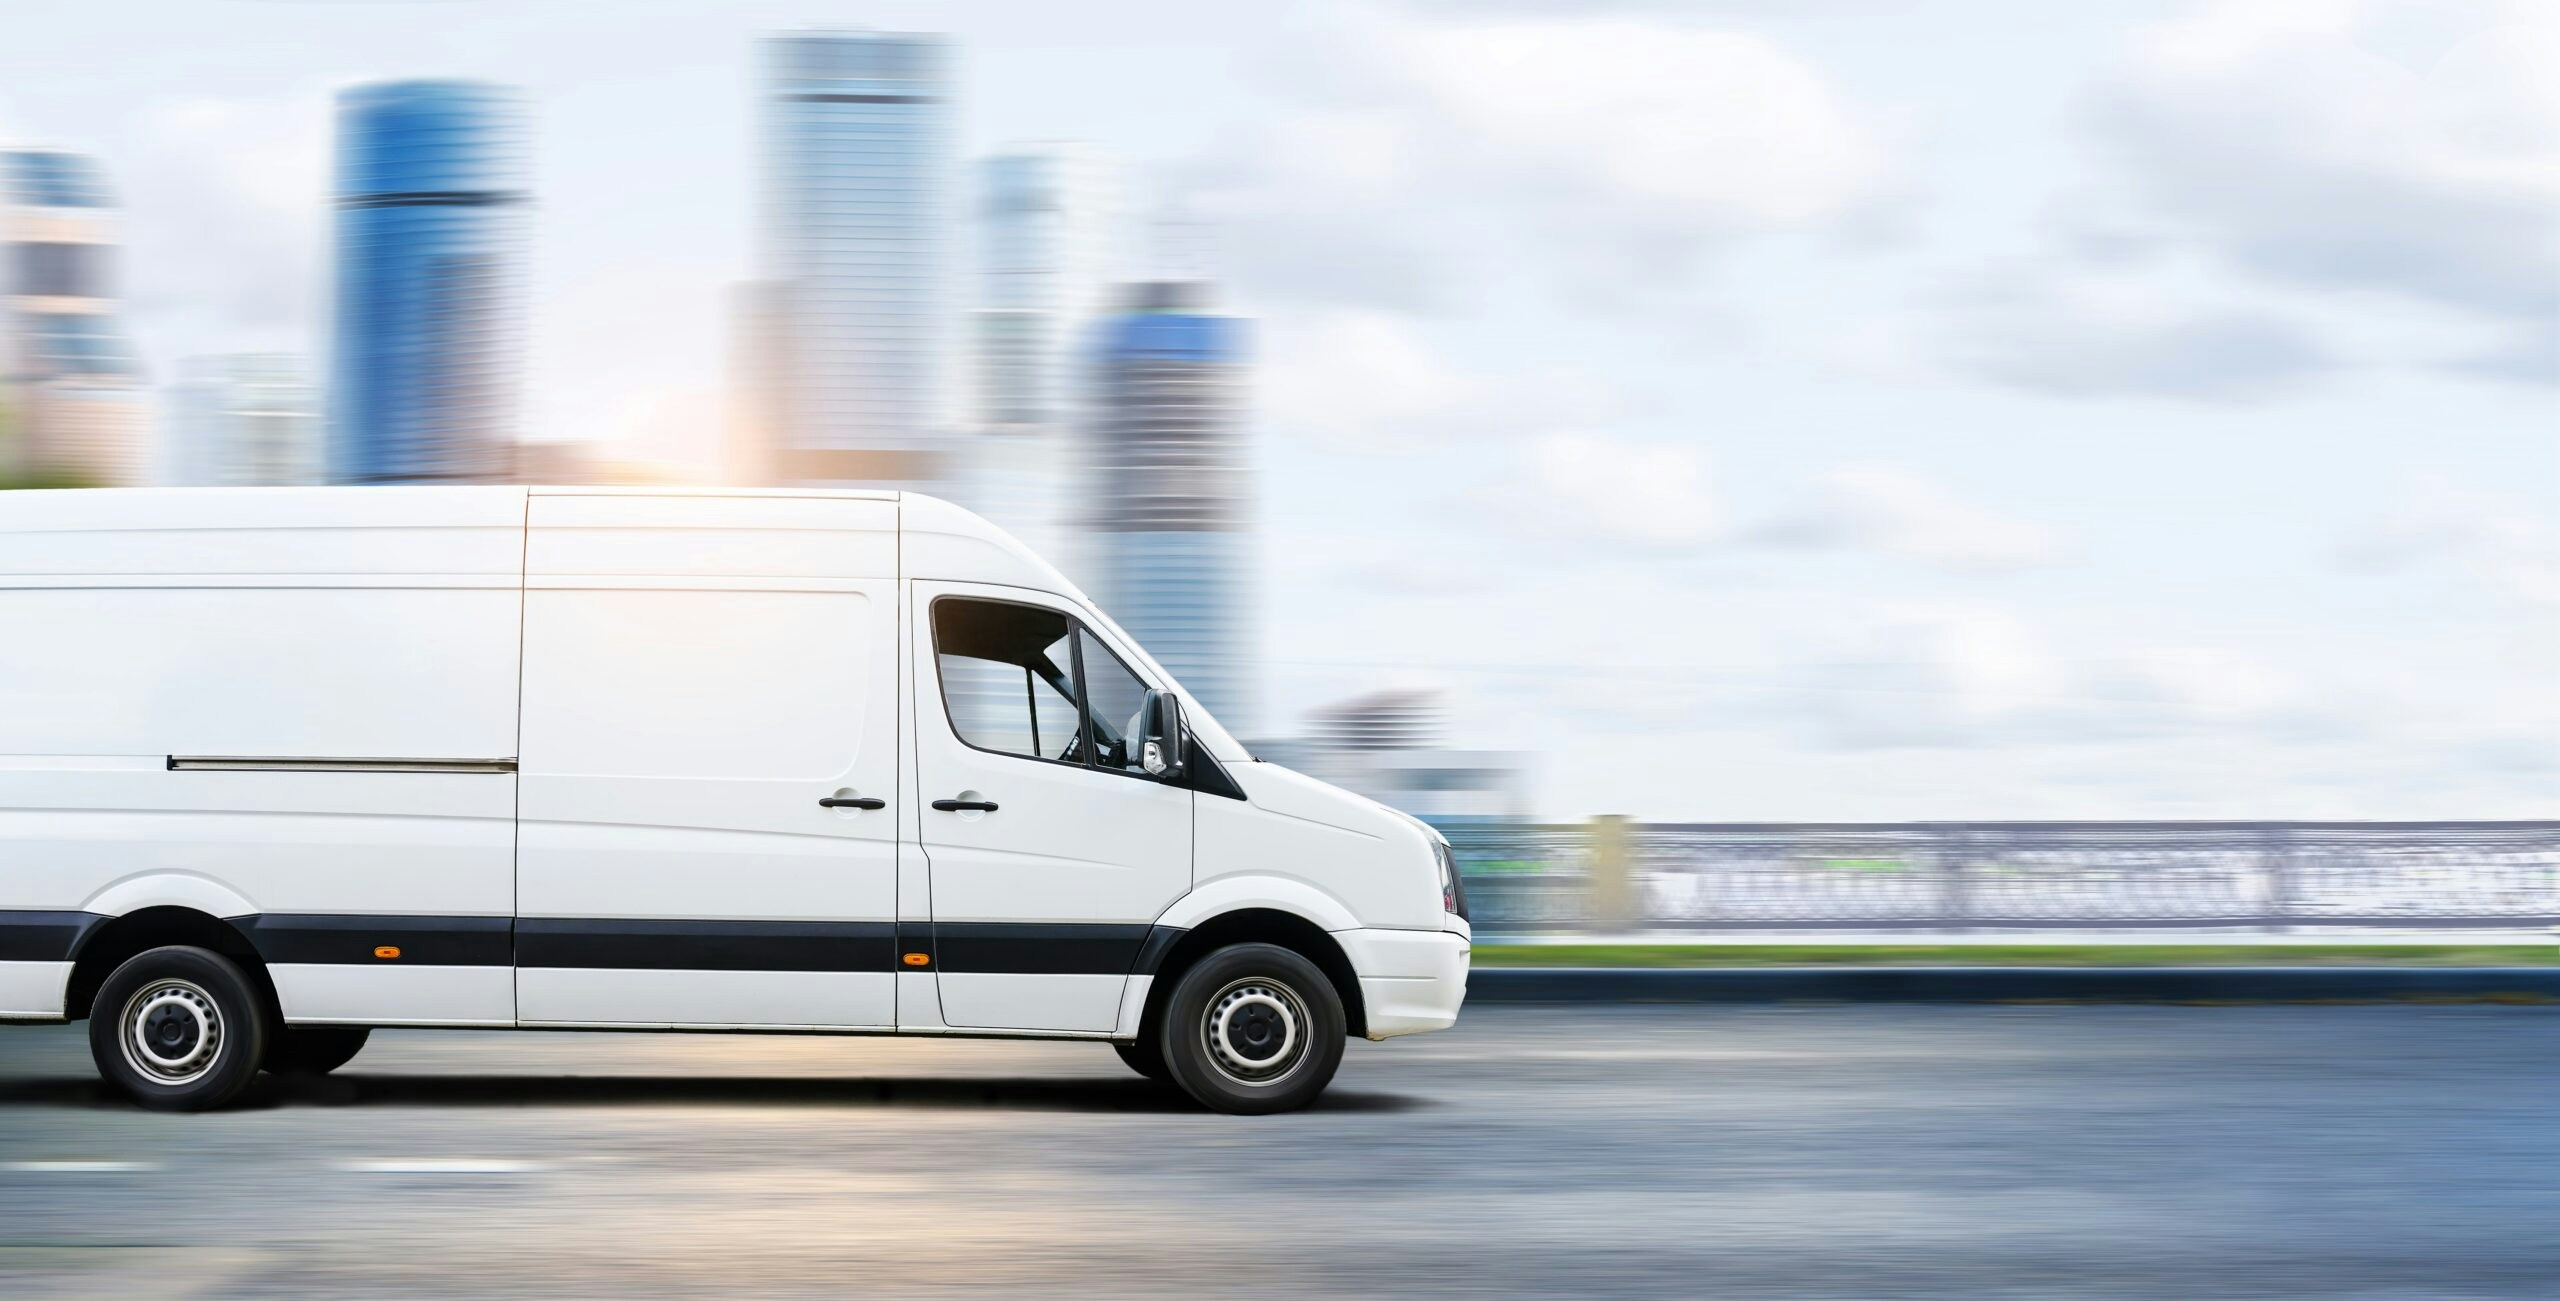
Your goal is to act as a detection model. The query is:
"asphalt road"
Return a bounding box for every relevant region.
[2,1005,2554,1299]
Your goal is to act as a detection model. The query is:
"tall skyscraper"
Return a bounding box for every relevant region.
[327,80,528,484]
[1,149,147,487]
[167,354,320,486]
[1086,280,1258,734]
[963,142,1118,566]
[975,143,1117,429]
[757,30,956,487]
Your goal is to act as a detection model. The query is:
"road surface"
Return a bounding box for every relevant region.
[2,1005,2554,1298]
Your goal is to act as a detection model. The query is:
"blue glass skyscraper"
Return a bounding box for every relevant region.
[1086,281,1257,735]
[327,81,528,483]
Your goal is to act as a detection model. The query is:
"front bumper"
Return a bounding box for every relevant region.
[1334,927,1470,1040]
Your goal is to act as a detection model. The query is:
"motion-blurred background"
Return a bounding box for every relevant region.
[1,0,2551,857]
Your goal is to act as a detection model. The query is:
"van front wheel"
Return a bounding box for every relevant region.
[1159,943,1345,1115]
[87,946,271,1112]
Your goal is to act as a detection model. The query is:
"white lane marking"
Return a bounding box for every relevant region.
[4,1160,161,1173]
[338,1159,547,1175]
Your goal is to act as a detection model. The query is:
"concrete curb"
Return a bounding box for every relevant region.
[1469,966,2560,1004]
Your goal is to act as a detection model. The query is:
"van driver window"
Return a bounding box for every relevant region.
[1077,630,1153,776]
[933,600,1081,762]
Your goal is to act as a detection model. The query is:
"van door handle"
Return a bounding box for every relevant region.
[931,798,999,813]
[820,796,886,810]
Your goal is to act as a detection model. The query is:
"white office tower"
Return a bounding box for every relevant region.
[756,30,958,489]
[961,143,1119,569]
[1,150,147,487]
[167,354,321,487]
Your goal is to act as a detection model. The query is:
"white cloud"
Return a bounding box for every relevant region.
[2339,483,2560,607]
[2108,646,2298,721]
[1256,308,1639,450]
[1929,260,2337,402]
[2098,0,2560,321]
[1755,462,2061,570]
[1780,603,2333,754]
[1196,10,1889,310]
[1258,311,1480,446]
[1924,0,2557,401]
[1498,431,1715,549]
[1396,20,1884,233]
[117,91,330,368]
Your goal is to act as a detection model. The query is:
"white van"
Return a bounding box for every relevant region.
[0,487,1469,1114]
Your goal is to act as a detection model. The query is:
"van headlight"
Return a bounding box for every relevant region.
[1434,839,1468,921]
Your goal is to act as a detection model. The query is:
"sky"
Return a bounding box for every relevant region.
[2,0,2554,820]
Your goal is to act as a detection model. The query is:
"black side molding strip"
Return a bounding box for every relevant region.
[10,912,1199,979]
[0,911,107,963]
[1131,925,1189,977]
[517,918,897,973]
[240,914,514,967]
[931,923,1155,975]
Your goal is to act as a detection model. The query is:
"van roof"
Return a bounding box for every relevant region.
[525,485,901,501]
[0,484,914,534]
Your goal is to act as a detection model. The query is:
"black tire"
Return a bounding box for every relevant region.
[265,1026,371,1076]
[1113,1036,1173,1084]
[87,946,271,1112]
[1158,942,1345,1115]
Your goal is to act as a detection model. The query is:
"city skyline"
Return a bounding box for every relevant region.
[0,1,2550,821]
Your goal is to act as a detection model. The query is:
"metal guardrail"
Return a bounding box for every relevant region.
[1446,821,2560,934]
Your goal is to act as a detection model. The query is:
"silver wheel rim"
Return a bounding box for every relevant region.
[1202,977,1307,1088]
[120,979,223,1086]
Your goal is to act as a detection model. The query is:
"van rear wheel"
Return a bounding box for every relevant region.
[87,946,271,1112]
[265,1026,371,1077]
[1159,943,1345,1115]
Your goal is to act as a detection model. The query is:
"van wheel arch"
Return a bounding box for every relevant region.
[1140,908,1366,1044]
[65,907,275,1025]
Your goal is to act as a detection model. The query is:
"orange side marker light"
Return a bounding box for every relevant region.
[901,952,931,967]
[374,945,402,960]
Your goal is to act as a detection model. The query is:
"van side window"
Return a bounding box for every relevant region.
[1076,629,1152,776]
[932,599,1082,762]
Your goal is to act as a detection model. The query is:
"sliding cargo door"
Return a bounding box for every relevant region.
[514,492,901,1028]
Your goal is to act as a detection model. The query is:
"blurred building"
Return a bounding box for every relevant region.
[166,354,320,486]
[722,280,788,486]
[1291,690,1534,831]
[961,142,1119,567]
[327,80,529,484]
[1085,279,1257,734]
[754,30,956,489]
[1,149,147,487]
[974,144,1117,429]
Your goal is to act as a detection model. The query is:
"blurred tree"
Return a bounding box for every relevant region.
[0,391,98,489]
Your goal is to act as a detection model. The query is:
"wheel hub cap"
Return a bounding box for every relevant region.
[121,980,223,1085]
[1204,979,1307,1086]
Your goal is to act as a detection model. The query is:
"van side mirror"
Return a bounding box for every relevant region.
[1139,690,1186,779]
